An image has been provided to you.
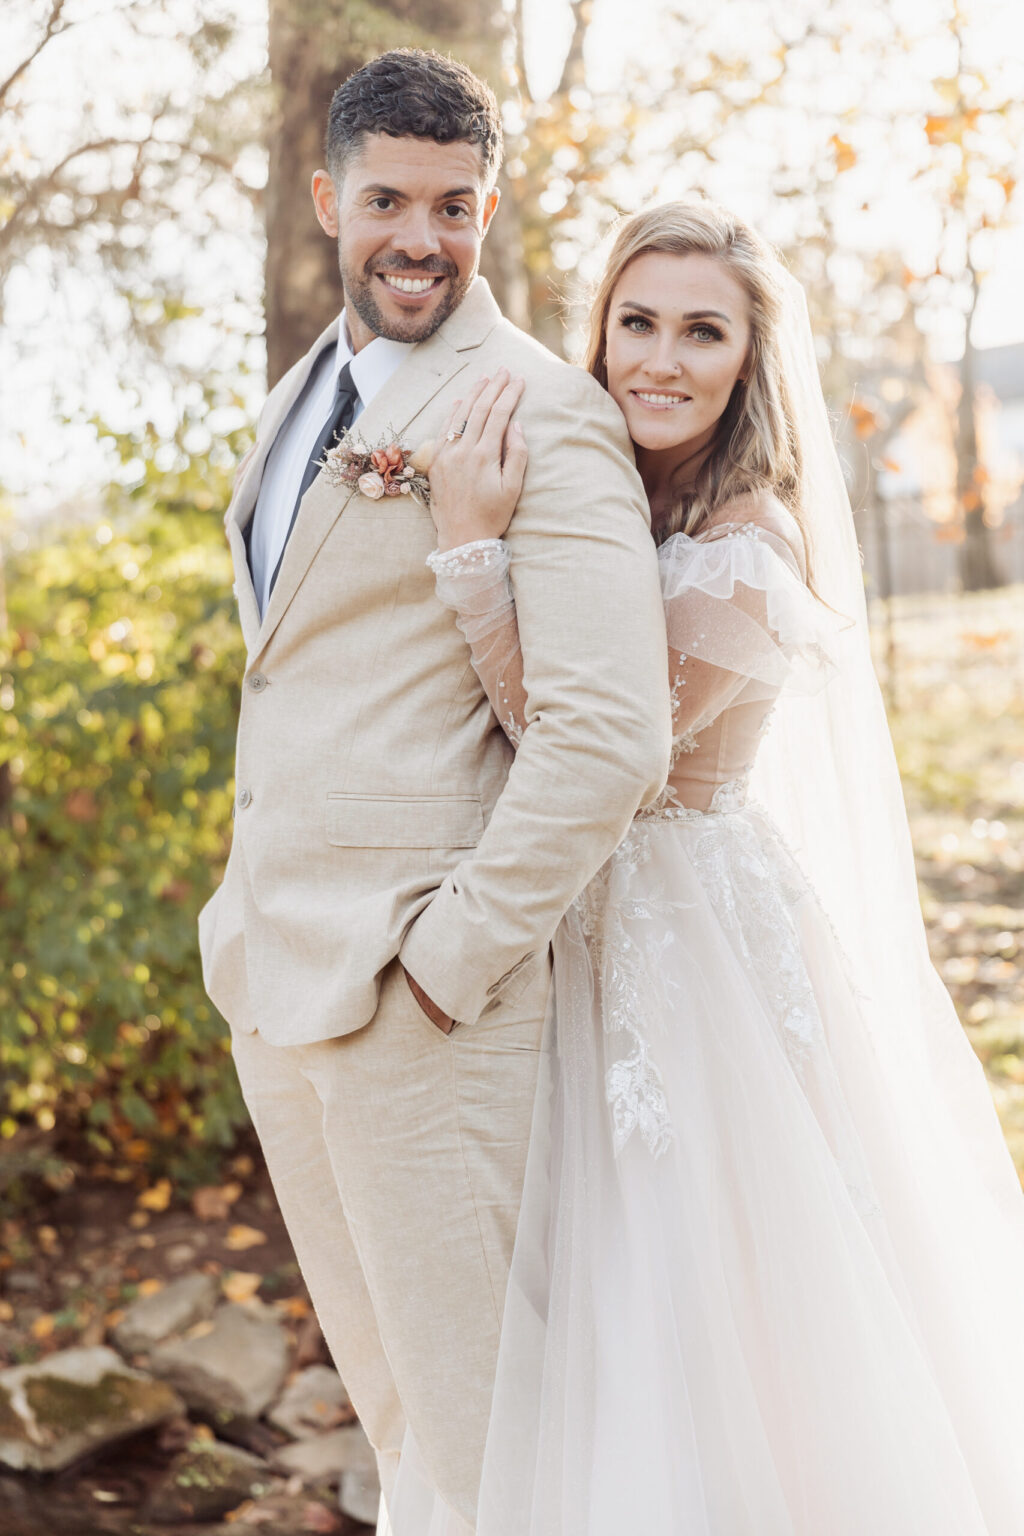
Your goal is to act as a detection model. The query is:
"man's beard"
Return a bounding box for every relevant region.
[340,249,471,343]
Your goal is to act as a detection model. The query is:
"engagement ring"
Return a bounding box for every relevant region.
[446,420,469,441]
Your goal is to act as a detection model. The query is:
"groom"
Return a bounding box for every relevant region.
[199,47,670,1530]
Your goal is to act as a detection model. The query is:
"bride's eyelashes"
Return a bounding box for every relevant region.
[617,312,726,343]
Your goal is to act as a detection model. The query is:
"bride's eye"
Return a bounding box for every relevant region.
[620,313,652,334]
[692,323,724,342]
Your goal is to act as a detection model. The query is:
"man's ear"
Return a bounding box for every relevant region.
[312,169,339,237]
[480,186,500,238]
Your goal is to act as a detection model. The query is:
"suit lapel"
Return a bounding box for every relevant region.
[253,280,502,656]
[228,319,341,536]
[227,520,262,654]
[223,321,340,653]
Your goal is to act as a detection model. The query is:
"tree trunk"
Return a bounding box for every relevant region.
[265,0,513,384]
[265,3,345,386]
[478,164,530,331]
[955,259,1004,593]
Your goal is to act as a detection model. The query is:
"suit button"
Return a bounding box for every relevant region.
[248,673,267,692]
[237,787,253,810]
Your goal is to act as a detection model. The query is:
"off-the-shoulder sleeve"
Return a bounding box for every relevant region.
[658,523,840,742]
[428,539,527,745]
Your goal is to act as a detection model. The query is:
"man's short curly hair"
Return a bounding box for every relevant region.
[326,50,503,188]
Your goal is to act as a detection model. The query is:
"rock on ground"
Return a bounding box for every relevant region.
[273,1422,380,1522]
[267,1365,351,1439]
[149,1303,289,1420]
[113,1273,220,1356]
[0,1346,184,1473]
[145,1438,276,1524]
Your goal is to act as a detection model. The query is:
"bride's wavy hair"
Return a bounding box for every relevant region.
[583,201,803,548]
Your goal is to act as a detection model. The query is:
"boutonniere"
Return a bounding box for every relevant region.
[319,429,436,504]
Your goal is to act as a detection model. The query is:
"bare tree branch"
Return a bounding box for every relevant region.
[512,0,530,106]
[555,0,588,99]
[0,0,72,111]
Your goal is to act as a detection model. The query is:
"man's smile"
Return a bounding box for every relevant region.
[376,272,448,301]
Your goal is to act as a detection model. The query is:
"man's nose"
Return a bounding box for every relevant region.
[391,207,443,261]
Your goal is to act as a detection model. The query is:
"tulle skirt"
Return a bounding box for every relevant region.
[389,795,1024,1536]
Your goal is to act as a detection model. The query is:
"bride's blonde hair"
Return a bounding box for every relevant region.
[583,201,803,547]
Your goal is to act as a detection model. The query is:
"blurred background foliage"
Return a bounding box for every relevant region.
[1,0,1023,1197]
[1,401,249,1195]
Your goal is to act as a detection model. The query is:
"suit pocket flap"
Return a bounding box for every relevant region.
[326,793,484,849]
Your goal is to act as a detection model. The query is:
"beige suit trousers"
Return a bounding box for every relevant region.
[229,956,549,1527]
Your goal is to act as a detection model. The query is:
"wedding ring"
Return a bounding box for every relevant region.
[446,420,469,441]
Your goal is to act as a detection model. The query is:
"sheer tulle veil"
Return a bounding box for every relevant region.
[386,265,1024,1536]
[756,270,1024,1226]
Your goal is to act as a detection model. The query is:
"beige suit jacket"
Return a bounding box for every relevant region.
[198,278,671,1043]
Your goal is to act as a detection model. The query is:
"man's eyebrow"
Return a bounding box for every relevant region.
[358,183,479,201]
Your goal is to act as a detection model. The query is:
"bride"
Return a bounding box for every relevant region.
[388,201,1024,1534]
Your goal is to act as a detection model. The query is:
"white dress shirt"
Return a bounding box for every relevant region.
[249,311,413,616]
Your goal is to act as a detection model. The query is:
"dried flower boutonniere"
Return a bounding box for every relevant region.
[319,430,435,505]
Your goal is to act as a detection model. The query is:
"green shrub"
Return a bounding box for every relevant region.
[0,419,250,1181]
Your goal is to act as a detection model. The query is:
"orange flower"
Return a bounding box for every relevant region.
[371,444,406,484]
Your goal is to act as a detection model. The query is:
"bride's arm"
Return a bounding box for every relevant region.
[426,373,529,745]
[428,540,528,745]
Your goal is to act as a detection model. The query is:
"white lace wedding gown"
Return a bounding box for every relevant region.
[388,514,1024,1536]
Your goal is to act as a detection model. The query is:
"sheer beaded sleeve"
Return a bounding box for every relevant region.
[430,524,838,760]
[427,539,528,745]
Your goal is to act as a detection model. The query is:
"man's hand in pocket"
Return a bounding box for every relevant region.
[402,965,455,1034]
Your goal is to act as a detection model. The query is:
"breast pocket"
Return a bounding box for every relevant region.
[325,793,484,850]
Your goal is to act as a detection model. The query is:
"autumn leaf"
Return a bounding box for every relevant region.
[222,1271,263,1303]
[184,1319,216,1340]
[31,1314,55,1340]
[138,1278,163,1297]
[848,400,879,440]
[273,1295,312,1320]
[137,1178,172,1212]
[830,134,856,172]
[225,1224,268,1252]
[193,1181,243,1222]
[925,114,953,145]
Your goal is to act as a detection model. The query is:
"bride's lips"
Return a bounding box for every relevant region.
[629,389,692,411]
[376,273,448,305]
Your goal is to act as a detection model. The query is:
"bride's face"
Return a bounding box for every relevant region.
[604,251,752,459]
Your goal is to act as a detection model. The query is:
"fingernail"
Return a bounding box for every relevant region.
[513,421,525,434]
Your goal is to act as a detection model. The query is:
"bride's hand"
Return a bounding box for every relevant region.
[428,368,528,551]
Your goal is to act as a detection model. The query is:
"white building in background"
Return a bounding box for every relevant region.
[863,343,1024,596]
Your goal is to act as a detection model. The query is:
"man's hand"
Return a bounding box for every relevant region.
[402,965,455,1034]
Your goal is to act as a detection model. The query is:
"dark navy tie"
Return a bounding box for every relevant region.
[268,359,361,599]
